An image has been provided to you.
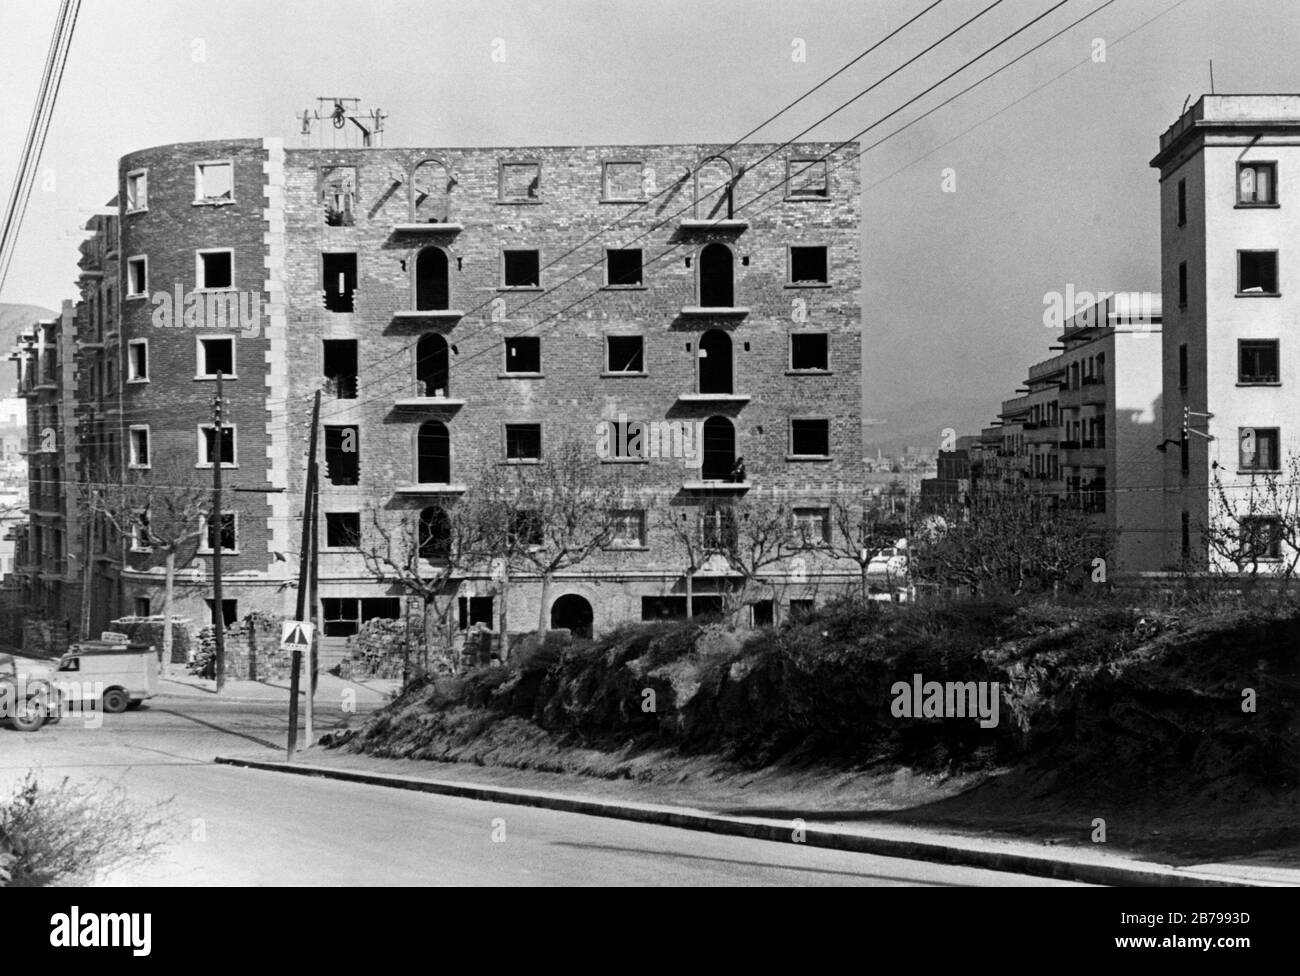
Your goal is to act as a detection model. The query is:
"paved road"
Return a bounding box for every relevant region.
[0,693,1082,886]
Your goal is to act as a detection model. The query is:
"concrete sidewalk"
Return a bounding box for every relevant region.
[7,651,400,707]
[160,665,399,706]
[213,753,1298,887]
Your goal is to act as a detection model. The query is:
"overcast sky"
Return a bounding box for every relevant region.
[2,0,1297,424]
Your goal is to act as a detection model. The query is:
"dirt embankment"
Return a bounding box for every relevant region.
[329,598,1300,861]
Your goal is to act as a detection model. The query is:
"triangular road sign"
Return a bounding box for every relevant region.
[280,620,315,651]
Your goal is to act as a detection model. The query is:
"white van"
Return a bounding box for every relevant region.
[56,638,159,713]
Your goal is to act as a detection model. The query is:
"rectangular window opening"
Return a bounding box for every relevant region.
[198,250,233,290]
[500,162,541,202]
[323,339,358,398]
[1239,339,1280,384]
[128,427,150,468]
[126,257,148,297]
[128,340,149,381]
[322,165,357,226]
[603,161,645,201]
[196,161,234,203]
[200,425,236,467]
[458,596,495,630]
[126,170,148,212]
[606,335,644,374]
[609,509,646,548]
[323,253,357,313]
[787,158,829,198]
[790,333,829,371]
[324,425,360,485]
[505,423,542,462]
[790,418,831,457]
[1238,250,1279,295]
[1239,426,1281,472]
[789,246,829,284]
[325,512,361,548]
[1238,162,1277,205]
[606,248,643,287]
[204,512,237,553]
[504,336,541,373]
[198,337,234,377]
[503,249,540,288]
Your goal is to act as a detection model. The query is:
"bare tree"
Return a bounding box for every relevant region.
[479,439,624,639]
[83,460,224,666]
[357,498,489,670]
[911,487,1104,596]
[824,494,908,598]
[1204,456,1300,579]
[674,494,800,624]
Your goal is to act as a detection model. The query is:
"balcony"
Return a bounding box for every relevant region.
[679,305,749,319]
[678,218,748,233]
[1060,445,1107,468]
[392,396,465,412]
[387,222,464,243]
[394,483,467,496]
[675,392,752,405]
[1026,425,1060,444]
[682,480,752,493]
[1081,378,1106,406]
[390,309,464,328]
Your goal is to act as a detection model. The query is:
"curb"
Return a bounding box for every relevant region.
[212,756,1271,887]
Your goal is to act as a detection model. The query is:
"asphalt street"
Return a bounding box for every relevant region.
[0,690,1082,886]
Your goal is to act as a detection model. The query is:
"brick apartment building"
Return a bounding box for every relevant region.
[18,137,866,648]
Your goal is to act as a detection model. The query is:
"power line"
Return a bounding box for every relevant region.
[0,0,82,300]
[310,0,1022,418]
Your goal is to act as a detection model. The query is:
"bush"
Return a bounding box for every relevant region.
[0,773,173,886]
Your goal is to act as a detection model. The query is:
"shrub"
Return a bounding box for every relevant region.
[0,773,173,886]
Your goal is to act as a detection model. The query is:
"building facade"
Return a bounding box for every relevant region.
[1152,94,1300,572]
[983,292,1163,573]
[31,137,865,646]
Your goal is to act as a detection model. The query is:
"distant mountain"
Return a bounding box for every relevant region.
[0,303,57,398]
[861,395,997,455]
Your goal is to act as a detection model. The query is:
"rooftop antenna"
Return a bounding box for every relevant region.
[299,97,386,148]
[1209,59,1215,94]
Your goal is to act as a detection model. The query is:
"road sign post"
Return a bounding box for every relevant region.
[281,621,314,758]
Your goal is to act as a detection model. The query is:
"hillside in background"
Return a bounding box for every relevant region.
[861,395,994,456]
[0,304,57,399]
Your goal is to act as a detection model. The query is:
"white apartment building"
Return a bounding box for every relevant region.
[993,292,1163,573]
[1152,94,1300,571]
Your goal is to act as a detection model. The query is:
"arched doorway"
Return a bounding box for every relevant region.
[550,593,593,638]
[411,158,453,223]
[417,421,450,484]
[698,329,732,394]
[415,247,450,311]
[701,416,736,482]
[694,157,734,219]
[699,243,734,307]
[419,506,451,558]
[416,333,449,397]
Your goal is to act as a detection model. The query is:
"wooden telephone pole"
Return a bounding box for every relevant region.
[288,390,321,760]
[212,372,227,693]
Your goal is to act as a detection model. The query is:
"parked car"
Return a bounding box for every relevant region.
[56,638,159,713]
[0,653,59,732]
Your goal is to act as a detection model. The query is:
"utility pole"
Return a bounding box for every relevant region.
[212,372,227,693]
[306,444,320,743]
[289,390,321,760]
